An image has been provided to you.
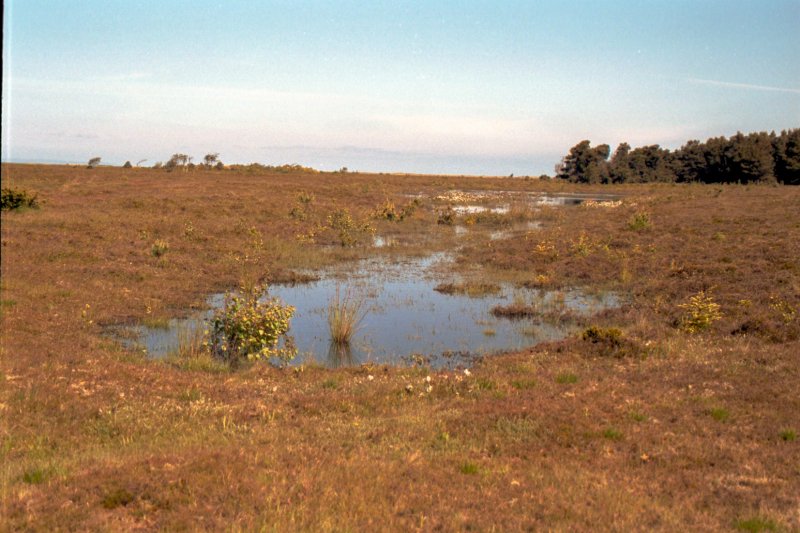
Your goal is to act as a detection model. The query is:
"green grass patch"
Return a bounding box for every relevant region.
[735,516,778,532]
[511,379,537,390]
[629,411,647,422]
[322,378,339,390]
[555,372,578,384]
[602,427,623,440]
[178,388,204,402]
[102,488,135,509]
[474,377,496,390]
[779,428,796,442]
[459,462,479,475]
[709,407,730,422]
[22,467,49,485]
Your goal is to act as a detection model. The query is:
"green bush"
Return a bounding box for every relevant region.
[327,208,374,246]
[678,291,722,333]
[210,284,297,364]
[627,211,651,231]
[582,326,622,345]
[1,188,39,211]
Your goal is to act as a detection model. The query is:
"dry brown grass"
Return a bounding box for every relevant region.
[1,164,798,530]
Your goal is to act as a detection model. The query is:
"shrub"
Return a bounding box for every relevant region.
[678,291,722,333]
[582,325,622,345]
[1,188,39,211]
[102,488,135,509]
[375,198,420,222]
[581,325,631,357]
[123,161,133,168]
[327,209,374,246]
[627,211,651,231]
[210,283,296,364]
[151,239,169,257]
[437,207,455,225]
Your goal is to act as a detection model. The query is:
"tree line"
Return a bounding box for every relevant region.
[556,129,800,185]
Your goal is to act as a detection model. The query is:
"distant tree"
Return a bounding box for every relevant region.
[153,161,163,169]
[675,140,706,182]
[773,129,800,185]
[136,159,148,167]
[727,131,775,183]
[87,157,102,169]
[203,153,220,168]
[123,161,133,168]
[556,140,610,183]
[609,143,633,183]
[625,145,674,182]
[215,161,225,170]
[556,128,800,185]
[165,153,190,171]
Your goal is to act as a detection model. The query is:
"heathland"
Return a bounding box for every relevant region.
[1,163,798,531]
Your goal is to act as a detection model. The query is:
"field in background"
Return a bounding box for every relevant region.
[1,164,798,531]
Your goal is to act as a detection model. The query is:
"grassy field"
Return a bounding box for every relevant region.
[1,164,799,531]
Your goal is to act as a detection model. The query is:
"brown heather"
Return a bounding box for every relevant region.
[1,164,799,531]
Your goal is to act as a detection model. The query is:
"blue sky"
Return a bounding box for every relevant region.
[3,1,799,175]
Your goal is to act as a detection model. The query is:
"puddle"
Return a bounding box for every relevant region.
[489,221,542,240]
[118,254,619,369]
[373,235,399,248]
[451,205,510,215]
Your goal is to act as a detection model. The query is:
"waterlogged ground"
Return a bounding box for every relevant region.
[4,166,799,530]
[124,253,619,368]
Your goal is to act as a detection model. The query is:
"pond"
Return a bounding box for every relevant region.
[120,253,619,369]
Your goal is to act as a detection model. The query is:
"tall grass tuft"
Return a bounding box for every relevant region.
[328,286,366,345]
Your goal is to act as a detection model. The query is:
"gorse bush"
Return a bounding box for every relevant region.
[210,284,296,364]
[375,198,420,222]
[678,291,722,333]
[327,208,375,246]
[1,188,39,211]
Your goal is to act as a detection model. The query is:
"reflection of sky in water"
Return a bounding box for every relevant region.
[120,254,619,369]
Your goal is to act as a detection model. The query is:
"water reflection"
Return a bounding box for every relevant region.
[327,342,356,368]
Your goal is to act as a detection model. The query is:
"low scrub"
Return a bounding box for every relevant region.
[1,187,39,211]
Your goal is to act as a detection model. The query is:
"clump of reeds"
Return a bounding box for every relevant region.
[434,281,501,297]
[328,286,366,345]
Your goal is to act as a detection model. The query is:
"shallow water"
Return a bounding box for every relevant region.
[121,254,618,369]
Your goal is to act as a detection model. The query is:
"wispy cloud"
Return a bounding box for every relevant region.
[688,78,800,95]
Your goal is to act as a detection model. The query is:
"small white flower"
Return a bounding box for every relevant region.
[464,369,471,376]
[425,375,432,383]
[426,385,433,393]
[405,384,414,393]
[367,375,374,381]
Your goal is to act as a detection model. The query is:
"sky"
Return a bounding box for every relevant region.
[2,1,799,176]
